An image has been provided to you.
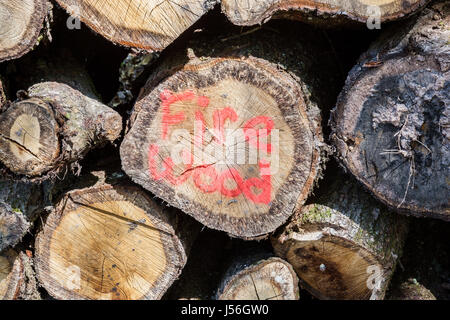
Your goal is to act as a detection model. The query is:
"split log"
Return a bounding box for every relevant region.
[217,256,299,300]
[221,0,429,26]
[0,249,40,300]
[272,173,408,300]
[121,26,340,238]
[0,0,49,62]
[35,179,198,300]
[330,2,450,219]
[0,82,122,178]
[54,0,217,51]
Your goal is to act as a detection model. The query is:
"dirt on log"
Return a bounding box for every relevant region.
[0,0,50,62]
[272,172,408,300]
[221,0,430,26]
[120,26,340,239]
[35,173,199,300]
[330,2,449,219]
[54,0,218,51]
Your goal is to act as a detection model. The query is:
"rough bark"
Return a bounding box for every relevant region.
[221,0,429,26]
[330,2,449,219]
[272,172,408,300]
[54,0,218,51]
[120,26,339,239]
[0,76,6,105]
[0,0,49,62]
[0,249,41,300]
[35,175,199,300]
[0,82,122,178]
[216,255,299,300]
[388,278,436,300]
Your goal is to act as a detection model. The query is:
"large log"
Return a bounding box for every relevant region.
[35,176,198,300]
[221,0,429,26]
[0,82,122,178]
[216,255,299,300]
[0,249,40,300]
[54,0,218,51]
[272,172,408,300]
[0,0,49,62]
[330,2,449,220]
[121,26,339,238]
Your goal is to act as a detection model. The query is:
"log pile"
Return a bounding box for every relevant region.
[0,0,448,301]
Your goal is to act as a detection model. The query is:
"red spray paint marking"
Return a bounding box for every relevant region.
[149,90,275,205]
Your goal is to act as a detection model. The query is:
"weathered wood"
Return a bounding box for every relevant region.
[217,256,299,300]
[35,177,198,300]
[221,0,429,26]
[272,172,408,299]
[121,27,340,238]
[0,0,49,62]
[0,249,41,300]
[54,0,217,51]
[389,278,436,300]
[0,82,122,178]
[330,2,449,219]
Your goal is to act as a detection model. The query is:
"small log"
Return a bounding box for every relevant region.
[0,249,40,300]
[330,2,449,219]
[0,82,122,178]
[0,76,6,105]
[54,0,217,51]
[121,27,339,238]
[221,0,429,26]
[272,173,408,300]
[388,278,436,300]
[0,0,49,62]
[35,179,198,300]
[217,256,299,300]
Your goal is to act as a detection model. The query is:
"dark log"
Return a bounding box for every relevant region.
[272,172,408,299]
[389,278,436,300]
[221,0,429,26]
[120,26,340,238]
[330,2,449,219]
[0,0,49,62]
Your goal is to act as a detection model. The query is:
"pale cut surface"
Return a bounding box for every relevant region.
[0,249,21,300]
[0,0,48,61]
[35,184,187,300]
[55,0,216,50]
[121,56,321,238]
[221,0,429,25]
[218,257,299,300]
[0,98,60,176]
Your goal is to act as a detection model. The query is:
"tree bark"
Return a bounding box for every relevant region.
[0,0,49,62]
[330,2,449,220]
[272,172,408,300]
[0,82,122,178]
[216,255,299,300]
[35,175,199,300]
[388,278,436,300]
[54,0,218,51]
[221,0,429,26]
[0,249,41,300]
[120,26,339,239]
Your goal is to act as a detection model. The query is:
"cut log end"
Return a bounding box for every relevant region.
[0,0,48,62]
[331,3,449,219]
[221,0,429,26]
[0,98,60,177]
[217,257,299,300]
[35,183,190,300]
[121,56,322,238]
[55,0,216,51]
